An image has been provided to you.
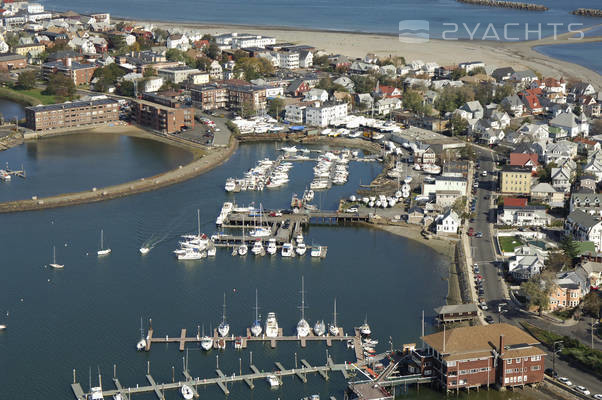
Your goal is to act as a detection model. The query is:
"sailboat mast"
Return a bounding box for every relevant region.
[100,229,104,250]
[197,209,200,237]
[254,289,259,321]
[333,298,337,326]
[222,292,227,324]
[53,246,55,263]
[301,276,306,320]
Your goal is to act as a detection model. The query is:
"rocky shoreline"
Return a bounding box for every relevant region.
[456,0,547,11]
[571,8,602,17]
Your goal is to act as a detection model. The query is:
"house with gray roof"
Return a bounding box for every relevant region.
[565,210,602,251]
[501,94,524,117]
[549,112,589,137]
[531,182,564,208]
[570,193,602,216]
[460,100,484,119]
[508,245,546,281]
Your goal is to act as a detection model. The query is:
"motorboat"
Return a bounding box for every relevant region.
[404,176,413,184]
[207,246,216,257]
[280,146,297,153]
[181,385,194,400]
[295,233,304,244]
[214,337,226,349]
[249,226,271,237]
[136,318,146,351]
[265,312,279,337]
[313,320,326,336]
[201,335,213,351]
[303,189,315,202]
[328,299,339,336]
[218,293,230,337]
[251,289,263,337]
[310,246,323,258]
[224,178,237,192]
[251,240,264,256]
[113,394,123,400]
[90,387,104,400]
[177,248,205,260]
[139,247,150,255]
[49,246,64,269]
[0,169,11,181]
[266,238,277,255]
[422,164,441,175]
[97,229,111,256]
[281,242,293,257]
[0,324,6,331]
[267,375,280,388]
[238,243,248,256]
[295,242,307,256]
[297,276,311,337]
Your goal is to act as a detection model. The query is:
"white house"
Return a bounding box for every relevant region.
[551,167,572,193]
[304,88,328,103]
[549,112,590,137]
[544,140,578,165]
[436,209,460,235]
[209,60,223,80]
[508,245,546,281]
[422,176,467,197]
[498,205,550,227]
[570,193,602,217]
[158,66,201,84]
[166,34,189,50]
[143,77,164,92]
[299,50,313,68]
[284,104,306,124]
[215,32,276,49]
[305,103,348,127]
[375,97,401,116]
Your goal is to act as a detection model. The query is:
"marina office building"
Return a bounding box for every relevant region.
[25,99,119,131]
[412,324,545,392]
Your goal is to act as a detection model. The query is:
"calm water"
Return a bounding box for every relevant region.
[0,98,26,121]
[534,42,602,75]
[0,136,455,399]
[44,0,602,39]
[0,132,193,201]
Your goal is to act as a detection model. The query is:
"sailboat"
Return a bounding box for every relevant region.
[136,318,146,351]
[200,324,213,351]
[359,315,371,336]
[313,320,326,336]
[250,289,262,337]
[296,276,310,337]
[218,293,230,337]
[181,385,194,400]
[238,217,248,256]
[97,229,111,256]
[328,298,339,336]
[49,246,64,269]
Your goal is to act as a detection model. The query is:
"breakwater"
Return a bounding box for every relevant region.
[571,8,602,17]
[456,0,547,11]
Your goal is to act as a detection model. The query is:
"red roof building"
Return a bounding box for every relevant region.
[504,197,528,208]
[509,153,539,173]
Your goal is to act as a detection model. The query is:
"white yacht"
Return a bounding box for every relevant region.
[265,312,279,337]
[181,385,194,399]
[295,242,307,256]
[218,293,230,337]
[267,375,280,388]
[90,387,104,400]
[295,233,304,244]
[139,247,150,255]
[266,238,277,255]
[251,240,264,256]
[281,242,293,257]
[136,318,146,351]
[280,146,297,153]
[224,178,237,192]
[313,320,326,336]
[249,226,271,237]
[97,229,111,256]
[238,243,248,256]
[296,277,310,337]
[207,246,216,257]
[250,289,262,337]
[360,316,371,336]
[310,245,323,258]
[177,248,205,260]
[328,298,339,336]
[0,324,6,331]
[49,246,64,269]
[201,335,213,351]
[303,189,315,202]
[113,394,123,400]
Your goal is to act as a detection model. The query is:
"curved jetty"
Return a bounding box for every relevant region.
[571,8,602,17]
[456,0,547,11]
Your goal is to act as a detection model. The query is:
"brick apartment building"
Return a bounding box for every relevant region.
[131,99,194,134]
[189,81,266,113]
[412,324,545,392]
[42,58,98,85]
[189,84,228,110]
[0,53,27,71]
[25,99,120,131]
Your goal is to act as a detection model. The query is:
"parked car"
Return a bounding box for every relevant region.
[484,316,494,324]
[557,377,573,386]
[544,368,558,378]
[468,228,474,236]
[346,207,359,213]
[574,386,590,395]
[475,232,483,238]
[593,394,602,399]
[479,303,488,311]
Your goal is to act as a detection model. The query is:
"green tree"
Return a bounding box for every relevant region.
[544,251,570,272]
[494,83,515,102]
[536,162,556,183]
[233,57,274,81]
[459,143,477,161]
[16,70,37,90]
[92,63,126,92]
[350,75,376,94]
[573,106,582,117]
[143,67,156,77]
[403,89,424,114]
[451,68,466,80]
[560,235,579,264]
[582,292,601,318]
[267,98,285,119]
[153,29,170,42]
[468,66,487,76]
[521,273,554,312]
[204,43,220,60]
[452,196,467,215]
[117,81,135,97]
[240,99,255,119]
[449,113,468,136]
[44,73,76,100]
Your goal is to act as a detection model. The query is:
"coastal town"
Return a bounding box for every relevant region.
[0,1,601,400]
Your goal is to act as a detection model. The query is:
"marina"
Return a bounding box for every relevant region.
[0,164,26,182]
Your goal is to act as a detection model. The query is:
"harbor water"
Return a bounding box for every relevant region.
[0,131,457,399]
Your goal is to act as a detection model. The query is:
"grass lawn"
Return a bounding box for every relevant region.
[16,88,57,105]
[498,236,523,252]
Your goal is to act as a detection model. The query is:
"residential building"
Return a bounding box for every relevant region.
[509,153,539,173]
[578,261,602,290]
[501,95,524,117]
[189,84,228,110]
[459,61,485,73]
[25,99,119,131]
[227,83,267,113]
[549,270,589,310]
[423,177,467,197]
[498,202,550,227]
[189,72,210,85]
[284,104,306,124]
[508,245,546,281]
[42,59,98,85]
[166,34,189,50]
[209,60,223,80]
[500,166,532,195]
[303,88,328,103]
[435,209,460,235]
[434,304,478,325]
[550,167,572,194]
[436,190,463,208]
[460,101,484,120]
[544,140,578,165]
[12,43,45,57]
[215,32,276,49]
[375,97,402,115]
[530,183,564,208]
[305,102,347,127]
[549,112,589,137]
[131,99,194,134]
[157,66,201,84]
[298,50,313,68]
[565,210,602,251]
[416,324,545,391]
[143,77,164,93]
[0,53,26,71]
[569,193,602,216]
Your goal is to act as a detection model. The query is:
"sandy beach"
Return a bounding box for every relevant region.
[133,20,602,87]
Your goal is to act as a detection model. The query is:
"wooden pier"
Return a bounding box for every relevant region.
[71,358,360,400]
[143,325,354,352]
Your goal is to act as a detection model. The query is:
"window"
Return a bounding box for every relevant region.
[531,366,540,371]
[507,359,512,364]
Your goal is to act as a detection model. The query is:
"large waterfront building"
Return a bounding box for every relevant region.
[189,84,228,110]
[305,102,347,127]
[131,99,194,134]
[189,82,266,113]
[25,99,119,131]
[412,324,545,391]
[42,58,98,85]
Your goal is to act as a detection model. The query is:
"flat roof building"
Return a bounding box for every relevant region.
[25,99,119,131]
[131,99,194,134]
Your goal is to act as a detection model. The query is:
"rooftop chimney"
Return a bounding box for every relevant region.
[499,335,505,357]
[65,57,72,68]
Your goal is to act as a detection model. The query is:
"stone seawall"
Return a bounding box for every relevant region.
[571,8,602,17]
[457,0,547,11]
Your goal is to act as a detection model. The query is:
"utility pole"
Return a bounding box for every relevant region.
[552,340,563,377]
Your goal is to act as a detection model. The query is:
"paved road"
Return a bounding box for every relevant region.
[466,145,602,395]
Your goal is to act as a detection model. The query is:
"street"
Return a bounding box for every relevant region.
[467,145,602,394]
